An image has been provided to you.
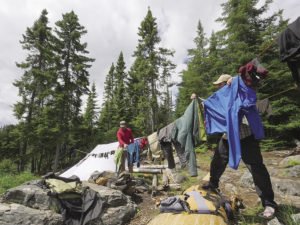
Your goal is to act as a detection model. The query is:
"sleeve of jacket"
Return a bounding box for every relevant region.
[117,130,125,146]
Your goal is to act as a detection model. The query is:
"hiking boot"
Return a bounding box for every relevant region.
[201,182,219,192]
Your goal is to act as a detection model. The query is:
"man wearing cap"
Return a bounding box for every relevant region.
[212,74,232,88]
[116,121,134,173]
[203,73,277,219]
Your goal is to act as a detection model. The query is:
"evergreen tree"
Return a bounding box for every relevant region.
[114,52,128,122]
[84,82,98,128]
[52,11,94,171]
[81,82,99,150]
[216,0,273,72]
[0,125,19,164]
[175,20,209,116]
[13,9,55,171]
[98,63,119,143]
[128,8,175,134]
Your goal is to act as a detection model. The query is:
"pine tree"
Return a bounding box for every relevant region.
[128,8,175,134]
[14,9,55,171]
[81,82,98,149]
[98,64,115,131]
[175,20,209,116]
[114,52,128,122]
[84,83,98,128]
[52,11,94,171]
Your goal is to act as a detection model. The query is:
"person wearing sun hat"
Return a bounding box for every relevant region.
[115,121,134,173]
[203,72,277,220]
[212,74,232,87]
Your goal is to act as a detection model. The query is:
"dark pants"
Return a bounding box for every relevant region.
[160,142,176,169]
[210,135,277,208]
[160,141,188,169]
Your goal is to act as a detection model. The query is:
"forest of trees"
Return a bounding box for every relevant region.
[0,0,299,175]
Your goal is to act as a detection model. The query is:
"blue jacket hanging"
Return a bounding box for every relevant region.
[127,140,141,167]
[204,76,264,169]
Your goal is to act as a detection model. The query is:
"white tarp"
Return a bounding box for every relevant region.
[60,142,119,181]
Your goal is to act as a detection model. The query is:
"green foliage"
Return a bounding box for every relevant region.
[127,8,175,135]
[0,172,39,195]
[0,159,17,175]
[286,159,300,168]
[238,204,299,225]
[194,145,209,154]
[176,0,299,150]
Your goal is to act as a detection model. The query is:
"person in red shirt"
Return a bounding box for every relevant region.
[116,121,134,173]
[117,121,134,148]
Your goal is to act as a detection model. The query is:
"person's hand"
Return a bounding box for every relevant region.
[124,144,128,148]
[190,93,197,99]
[227,77,233,86]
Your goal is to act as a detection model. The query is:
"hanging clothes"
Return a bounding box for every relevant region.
[158,122,176,169]
[256,98,272,116]
[127,140,141,167]
[158,122,175,142]
[278,17,300,84]
[204,76,264,169]
[197,99,207,142]
[172,99,201,176]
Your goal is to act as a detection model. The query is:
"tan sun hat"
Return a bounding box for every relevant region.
[120,121,126,127]
[213,74,232,85]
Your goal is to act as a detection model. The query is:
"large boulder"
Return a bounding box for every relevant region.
[271,177,300,197]
[83,182,137,225]
[0,203,63,225]
[1,180,137,225]
[279,155,300,168]
[239,171,255,189]
[1,182,59,211]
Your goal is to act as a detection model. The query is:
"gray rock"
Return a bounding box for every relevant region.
[269,166,300,178]
[224,183,238,194]
[267,217,283,225]
[175,174,188,184]
[239,171,255,189]
[83,182,132,207]
[2,184,59,211]
[285,165,300,177]
[271,177,300,196]
[1,180,137,225]
[0,203,63,225]
[97,203,136,225]
[279,155,300,168]
[291,213,300,224]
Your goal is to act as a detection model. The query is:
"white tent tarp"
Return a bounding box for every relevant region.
[60,142,119,181]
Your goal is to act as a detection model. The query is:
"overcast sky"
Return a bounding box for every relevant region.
[0,0,299,126]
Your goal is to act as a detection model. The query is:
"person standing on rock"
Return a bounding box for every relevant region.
[202,71,277,220]
[115,121,134,173]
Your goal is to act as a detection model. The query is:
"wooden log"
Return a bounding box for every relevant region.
[132,168,163,174]
[152,174,158,197]
[139,165,167,169]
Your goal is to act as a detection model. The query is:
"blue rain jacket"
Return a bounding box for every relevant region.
[204,76,264,169]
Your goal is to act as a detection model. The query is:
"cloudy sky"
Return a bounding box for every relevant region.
[0,0,299,126]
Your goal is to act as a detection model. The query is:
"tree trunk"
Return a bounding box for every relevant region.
[53,143,60,172]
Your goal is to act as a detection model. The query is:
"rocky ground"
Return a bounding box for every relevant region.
[126,149,300,225]
[0,149,299,225]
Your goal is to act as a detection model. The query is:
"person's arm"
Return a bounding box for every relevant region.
[117,130,125,147]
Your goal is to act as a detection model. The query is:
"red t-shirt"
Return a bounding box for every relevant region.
[117,128,134,147]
